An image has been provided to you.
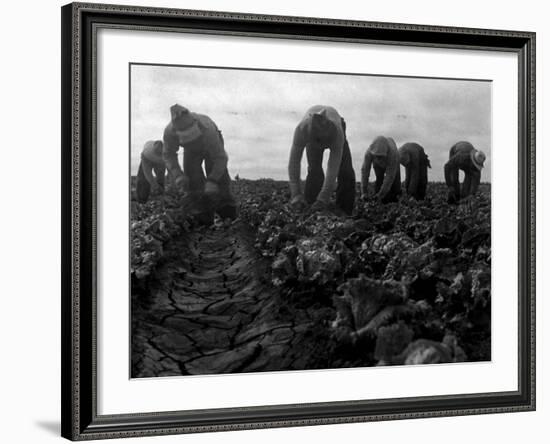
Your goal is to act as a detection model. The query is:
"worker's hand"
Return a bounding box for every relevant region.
[204,180,220,196]
[459,194,477,211]
[150,183,162,195]
[311,199,329,212]
[175,174,189,192]
[360,193,370,202]
[447,189,459,204]
[290,194,306,211]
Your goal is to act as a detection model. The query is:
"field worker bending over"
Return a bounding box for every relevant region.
[399,142,431,200]
[444,141,486,204]
[163,104,237,219]
[361,136,401,203]
[136,140,168,203]
[288,105,356,215]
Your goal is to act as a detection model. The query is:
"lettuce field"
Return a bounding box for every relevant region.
[131,179,491,377]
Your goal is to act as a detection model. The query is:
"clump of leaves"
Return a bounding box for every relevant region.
[130,189,191,280]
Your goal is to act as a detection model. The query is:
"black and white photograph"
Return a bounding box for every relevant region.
[0,0,544,442]
[130,64,492,378]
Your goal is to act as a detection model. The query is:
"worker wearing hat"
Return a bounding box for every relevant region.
[288,105,356,215]
[136,140,168,203]
[163,104,237,220]
[444,141,486,204]
[361,136,402,203]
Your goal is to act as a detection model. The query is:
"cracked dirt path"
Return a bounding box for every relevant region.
[131,221,334,377]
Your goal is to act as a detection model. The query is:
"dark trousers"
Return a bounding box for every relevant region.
[460,168,481,198]
[304,138,356,215]
[418,163,428,200]
[183,149,237,219]
[136,162,166,203]
[404,164,428,200]
[445,164,481,202]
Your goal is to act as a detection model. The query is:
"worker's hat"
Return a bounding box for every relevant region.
[471,149,486,171]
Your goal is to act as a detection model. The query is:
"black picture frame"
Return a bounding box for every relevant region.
[61,2,536,440]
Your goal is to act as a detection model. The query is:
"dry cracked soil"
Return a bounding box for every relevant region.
[131,220,335,377]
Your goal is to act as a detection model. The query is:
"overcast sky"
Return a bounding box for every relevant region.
[130,64,491,182]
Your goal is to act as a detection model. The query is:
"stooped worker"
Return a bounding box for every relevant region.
[136,140,167,203]
[287,105,356,215]
[163,104,237,220]
[361,136,401,203]
[444,141,486,204]
[399,142,431,200]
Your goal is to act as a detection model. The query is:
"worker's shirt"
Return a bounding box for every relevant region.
[447,142,476,172]
[447,152,475,171]
[399,143,424,166]
[163,113,228,183]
